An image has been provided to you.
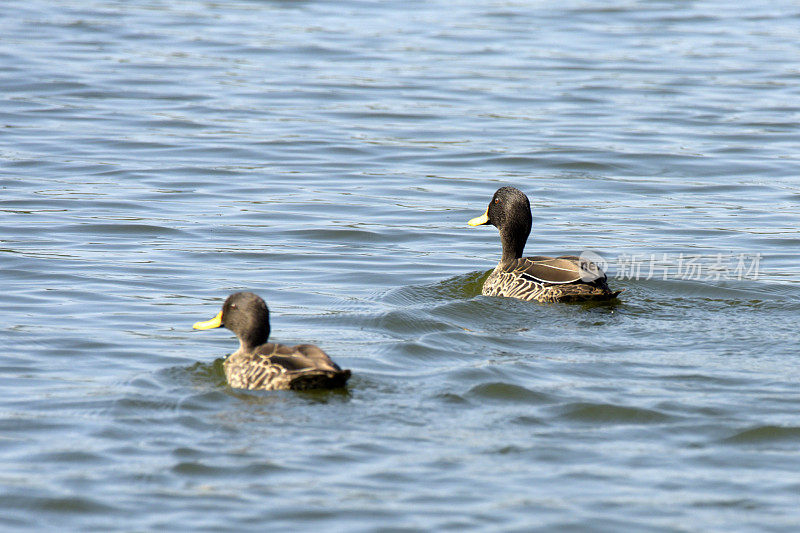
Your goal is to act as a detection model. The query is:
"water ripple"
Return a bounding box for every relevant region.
[1,0,799,531]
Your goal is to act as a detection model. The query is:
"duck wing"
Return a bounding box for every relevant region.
[255,343,343,372]
[512,255,605,284]
[254,343,350,390]
[226,343,349,390]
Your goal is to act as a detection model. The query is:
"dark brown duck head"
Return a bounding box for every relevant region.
[193,292,270,355]
[468,186,532,266]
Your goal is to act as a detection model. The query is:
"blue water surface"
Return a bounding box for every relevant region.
[1,0,800,531]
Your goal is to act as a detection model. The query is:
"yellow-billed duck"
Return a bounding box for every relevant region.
[468,186,621,303]
[193,292,351,390]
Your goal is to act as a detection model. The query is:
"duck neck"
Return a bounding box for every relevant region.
[498,221,530,267]
[235,328,269,356]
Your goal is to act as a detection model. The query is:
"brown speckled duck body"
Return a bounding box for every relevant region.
[468,187,620,303]
[193,292,350,391]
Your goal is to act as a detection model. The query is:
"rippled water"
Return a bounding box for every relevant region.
[2,0,800,530]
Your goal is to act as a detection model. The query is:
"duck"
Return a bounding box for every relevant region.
[193,292,351,391]
[467,186,621,303]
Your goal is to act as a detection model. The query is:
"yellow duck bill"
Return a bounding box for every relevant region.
[193,310,223,330]
[468,209,489,226]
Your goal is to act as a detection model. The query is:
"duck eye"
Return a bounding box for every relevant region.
[494,198,500,204]
[231,304,237,309]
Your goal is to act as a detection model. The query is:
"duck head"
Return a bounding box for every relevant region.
[468,186,532,264]
[193,292,270,354]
